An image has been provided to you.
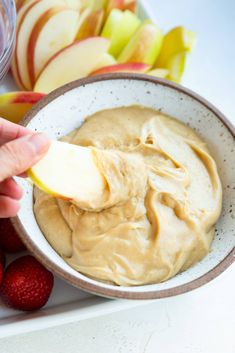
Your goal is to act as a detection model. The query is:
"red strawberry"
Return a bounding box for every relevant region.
[0,255,54,311]
[0,248,6,268]
[0,219,25,253]
[0,263,3,286]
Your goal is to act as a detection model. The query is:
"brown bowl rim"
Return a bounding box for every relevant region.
[12,73,235,300]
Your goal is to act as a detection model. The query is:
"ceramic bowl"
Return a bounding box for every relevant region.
[13,74,235,300]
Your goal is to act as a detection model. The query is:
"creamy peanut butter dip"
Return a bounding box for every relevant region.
[34,106,222,286]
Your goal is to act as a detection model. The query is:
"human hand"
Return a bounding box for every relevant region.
[0,118,50,218]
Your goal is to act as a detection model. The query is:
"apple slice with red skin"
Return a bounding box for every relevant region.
[15,0,67,90]
[90,62,150,76]
[34,37,110,93]
[0,91,45,123]
[12,0,41,90]
[105,0,136,15]
[106,0,124,14]
[76,8,104,40]
[27,7,79,84]
[124,0,136,12]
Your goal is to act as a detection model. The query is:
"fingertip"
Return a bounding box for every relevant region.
[0,178,23,200]
[0,196,20,218]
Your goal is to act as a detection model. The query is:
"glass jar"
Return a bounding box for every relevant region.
[0,0,16,81]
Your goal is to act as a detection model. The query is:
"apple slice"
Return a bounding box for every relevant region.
[155,26,196,68]
[12,0,41,90]
[15,0,68,90]
[106,0,124,14]
[105,0,136,15]
[147,68,169,79]
[93,53,116,70]
[165,52,187,83]
[34,37,110,93]
[0,92,45,123]
[124,0,136,13]
[79,0,107,11]
[90,62,150,76]
[102,9,140,57]
[76,8,104,40]
[15,0,28,12]
[28,141,106,205]
[118,21,163,66]
[28,7,79,84]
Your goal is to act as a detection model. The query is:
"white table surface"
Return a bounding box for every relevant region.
[1,0,235,352]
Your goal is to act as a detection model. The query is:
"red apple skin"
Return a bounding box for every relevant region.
[15,0,26,12]
[0,91,45,122]
[90,62,150,76]
[11,92,45,103]
[124,0,137,12]
[106,0,124,15]
[12,0,41,90]
[27,6,66,86]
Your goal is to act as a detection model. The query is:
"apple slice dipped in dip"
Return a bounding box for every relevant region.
[28,140,145,211]
[28,141,106,209]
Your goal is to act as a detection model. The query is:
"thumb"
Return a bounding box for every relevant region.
[0,133,50,182]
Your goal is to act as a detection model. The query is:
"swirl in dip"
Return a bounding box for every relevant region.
[34,106,222,286]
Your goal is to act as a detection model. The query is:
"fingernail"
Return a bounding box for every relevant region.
[28,133,50,154]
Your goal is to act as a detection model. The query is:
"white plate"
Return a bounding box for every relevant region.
[0,0,155,339]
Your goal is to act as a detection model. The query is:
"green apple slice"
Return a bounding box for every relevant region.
[166,52,187,83]
[118,21,163,66]
[28,141,106,204]
[101,9,140,57]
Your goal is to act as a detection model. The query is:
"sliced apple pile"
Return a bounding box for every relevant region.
[11,0,196,97]
[28,141,106,205]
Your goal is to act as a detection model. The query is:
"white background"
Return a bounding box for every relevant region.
[1,0,235,352]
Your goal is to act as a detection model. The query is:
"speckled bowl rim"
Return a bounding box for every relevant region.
[12,73,235,300]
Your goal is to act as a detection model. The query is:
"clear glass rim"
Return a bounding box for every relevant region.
[0,0,16,67]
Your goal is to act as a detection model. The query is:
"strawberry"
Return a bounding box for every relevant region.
[0,248,6,268]
[0,255,54,311]
[0,218,25,253]
[0,263,3,286]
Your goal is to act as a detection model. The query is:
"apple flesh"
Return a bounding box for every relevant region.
[28,141,106,205]
[155,26,196,67]
[34,37,110,93]
[101,9,140,57]
[118,21,163,66]
[28,7,79,83]
[93,53,116,70]
[155,26,196,83]
[165,52,187,83]
[0,91,45,123]
[76,8,104,40]
[147,68,169,79]
[90,62,150,76]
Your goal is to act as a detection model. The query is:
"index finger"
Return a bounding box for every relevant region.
[0,117,32,145]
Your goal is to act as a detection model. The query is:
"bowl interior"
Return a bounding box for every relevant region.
[16,76,235,298]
